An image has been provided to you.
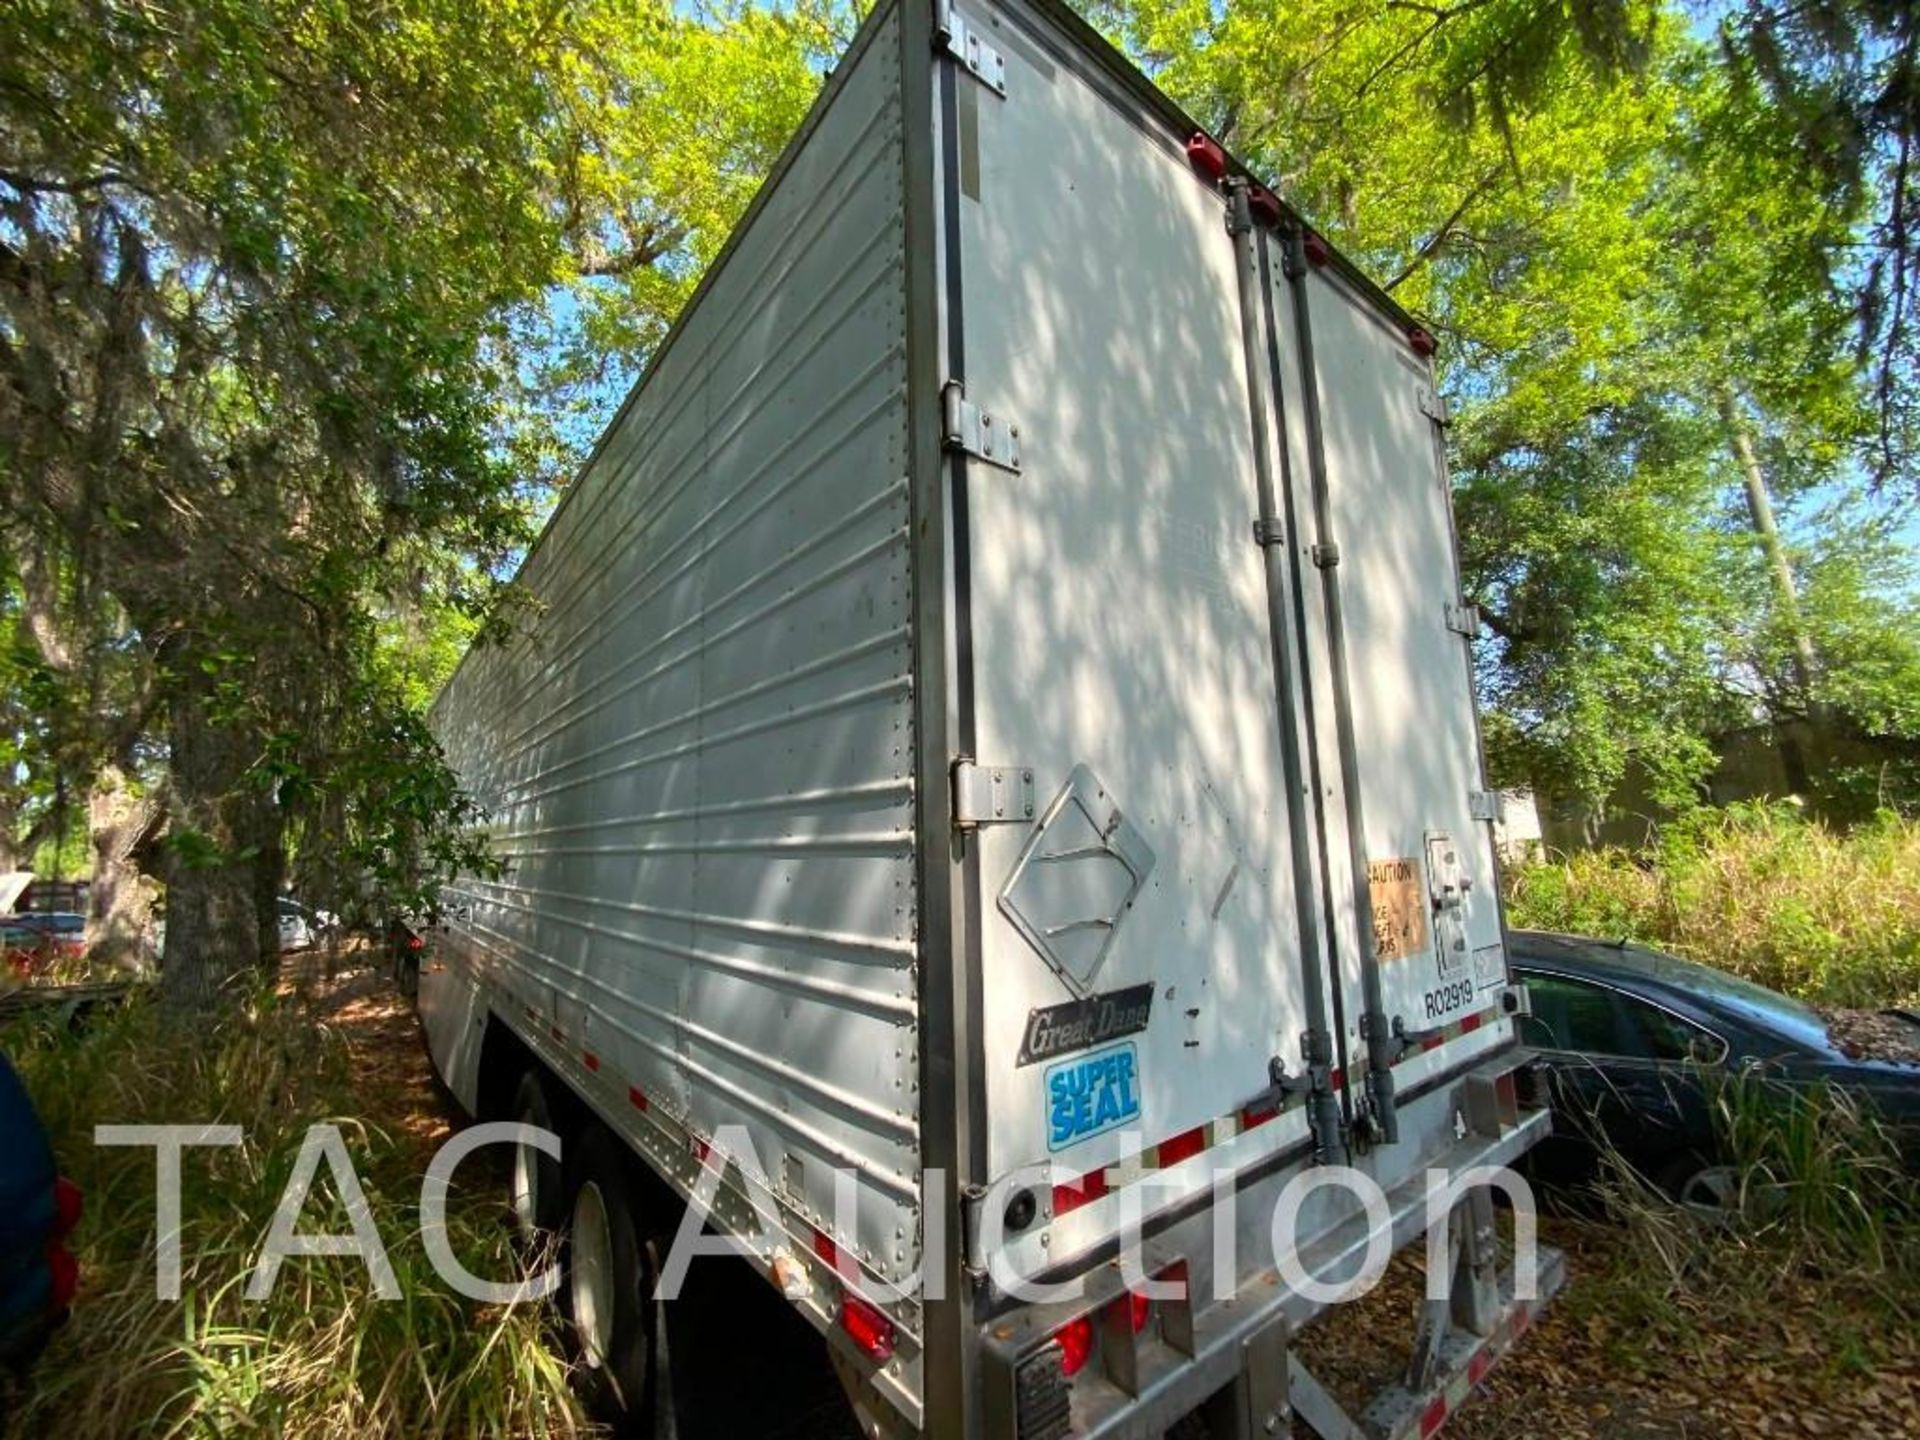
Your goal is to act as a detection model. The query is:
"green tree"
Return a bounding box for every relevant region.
[1085,0,1914,815]
[525,0,847,445]
[1458,399,1736,809]
[1,0,564,1001]
[2,0,843,1005]
[1717,0,1920,483]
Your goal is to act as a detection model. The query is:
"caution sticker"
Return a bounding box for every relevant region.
[1367,857,1429,961]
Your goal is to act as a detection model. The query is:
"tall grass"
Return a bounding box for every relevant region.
[1609,1069,1918,1276]
[1506,802,1920,1008]
[0,987,593,1439]
[1578,1068,1919,1390]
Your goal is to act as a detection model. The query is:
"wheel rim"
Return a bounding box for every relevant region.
[1678,1164,1740,1217]
[511,1132,542,1240]
[570,1180,615,1369]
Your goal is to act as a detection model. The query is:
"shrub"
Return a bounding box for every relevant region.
[0,987,591,1439]
[1506,801,1920,1008]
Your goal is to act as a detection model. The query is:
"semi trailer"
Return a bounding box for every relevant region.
[415,0,1562,1434]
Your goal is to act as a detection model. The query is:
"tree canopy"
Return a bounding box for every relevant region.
[1083,0,1918,817]
[0,0,831,999]
[3,0,1917,1008]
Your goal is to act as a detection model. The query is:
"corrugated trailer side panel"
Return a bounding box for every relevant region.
[432,6,921,1283]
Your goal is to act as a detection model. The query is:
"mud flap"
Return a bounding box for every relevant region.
[1195,1314,1292,1439]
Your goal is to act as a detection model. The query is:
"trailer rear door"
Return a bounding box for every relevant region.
[1265,252,1517,1117]
[943,4,1334,1219]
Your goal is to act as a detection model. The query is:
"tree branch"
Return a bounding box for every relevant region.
[0,167,143,198]
[575,219,682,279]
[1386,164,1505,290]
[1476,601,1524,642]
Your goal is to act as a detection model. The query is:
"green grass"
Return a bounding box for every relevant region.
[1,986,593,1439]
[1566,1070,1920,1398]
[1602,1068,1918,1277]
[1502,804,1920,1425]
[1506,801,1920,1008]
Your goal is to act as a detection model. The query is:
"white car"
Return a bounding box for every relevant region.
[276,899,338,952]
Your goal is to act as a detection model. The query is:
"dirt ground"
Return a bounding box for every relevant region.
[306,959,862,1440]
[1295,1222,1920,1440]
[315,963,1920,1440]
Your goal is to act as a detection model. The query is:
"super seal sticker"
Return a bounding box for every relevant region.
[1045,1041,1141,1152]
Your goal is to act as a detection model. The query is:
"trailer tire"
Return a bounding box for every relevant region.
[1658,1152,1742,1221]
[563,1125,656,1431]
[509,1071,564,1245]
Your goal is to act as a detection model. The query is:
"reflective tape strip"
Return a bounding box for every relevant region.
[1051,1095,1296,1217]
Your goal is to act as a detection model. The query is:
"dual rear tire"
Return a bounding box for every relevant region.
[509,1072,658,1434]
[566,1128,657,1424]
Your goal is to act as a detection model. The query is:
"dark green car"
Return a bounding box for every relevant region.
[0,1048,79,1369]
[1511,929,1920,1208]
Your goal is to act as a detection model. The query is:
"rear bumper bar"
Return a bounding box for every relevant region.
[980,1107,1558,1439]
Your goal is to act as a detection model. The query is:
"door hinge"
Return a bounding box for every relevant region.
[1443,600,1481,636]
[959,1182,989,1279]
[934,0,1007,96]
[1416,386,1451,426]
[942,381,1022,473]
[952,759,1035,829]
[1468,790,1504,824]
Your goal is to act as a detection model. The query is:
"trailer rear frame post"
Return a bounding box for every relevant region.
[1277,221,1400,1149]
[1223,175,1345,1169]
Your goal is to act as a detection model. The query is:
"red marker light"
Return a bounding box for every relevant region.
[406,933,424,952]
[1408,327,1438,357]
[1303,231,1332,267]
[1056,1315,1095,1376]
[840,1293,896,1362]
[1129,1291,1152,1333]
[46,1242,78,1310]
[1185,132,1228,182]
[1248,184,1283,227]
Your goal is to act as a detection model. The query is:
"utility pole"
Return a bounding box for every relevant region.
[1720,387,1818,702]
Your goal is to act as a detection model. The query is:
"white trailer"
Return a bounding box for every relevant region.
[416,1,1561,1435]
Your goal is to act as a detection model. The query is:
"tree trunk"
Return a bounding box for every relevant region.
[1720,387,1819,702]
[159,677,262,1008]
[0,799,19,876]
[85,765,159,973]
[245,793,286,978]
